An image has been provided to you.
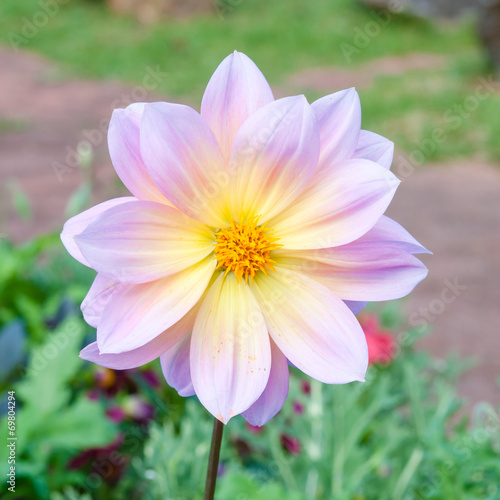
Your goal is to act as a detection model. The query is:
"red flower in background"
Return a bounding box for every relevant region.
[360,314,397,365]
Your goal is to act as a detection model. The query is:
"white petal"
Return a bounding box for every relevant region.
[190,273,271,423]
[228,95,320,223]
[252,268,368,384]
[242,339,289,426]
[97,256,215,354]
[270,159,400,249]
[201,51,274,163]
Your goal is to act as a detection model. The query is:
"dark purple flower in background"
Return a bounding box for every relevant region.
[301,380,311,396]
[280,434,301,455]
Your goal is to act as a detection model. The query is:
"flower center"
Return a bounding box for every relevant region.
[214,218,282,284]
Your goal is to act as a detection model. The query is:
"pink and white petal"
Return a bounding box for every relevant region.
[270,159,400,250]
[274,239,428,302]
[80,307,196,370]
[353,130,394,170]
[160,334,195,397]
[229,95,320,224]
[357,215,431,255]
[242,339,289,427]
[190,273,271,423]
[61,197,136,267]
[201,51,274,163]
[81,274,119,328]
[97,256,216,354]
[75,200,215,284]
[312,88,361,173]
[140,102,229,227]
[252,268,368,384]
[108,104,170,204]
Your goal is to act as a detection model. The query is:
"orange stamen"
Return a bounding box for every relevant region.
[214,217,282,284]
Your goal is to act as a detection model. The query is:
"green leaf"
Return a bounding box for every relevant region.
[32,396,116,450]
[65,182,92,218]
[217,471,306,500]
[5,178,32,221]
[16,316,86,416]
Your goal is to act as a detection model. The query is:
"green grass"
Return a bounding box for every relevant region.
[0,0,476,96]
[1,0,499,162]
[359,64,500,163]
[0,118,29,133]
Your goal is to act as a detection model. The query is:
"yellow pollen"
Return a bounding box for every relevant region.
[214,218,282,284]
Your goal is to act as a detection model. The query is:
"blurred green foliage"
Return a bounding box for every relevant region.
[133,340,500,500]
[0,317,117,498]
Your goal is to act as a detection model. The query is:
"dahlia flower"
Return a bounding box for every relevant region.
[61,51,428,425]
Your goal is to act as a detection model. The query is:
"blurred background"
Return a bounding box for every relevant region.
[0,1,499,499]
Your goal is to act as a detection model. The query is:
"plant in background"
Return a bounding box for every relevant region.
[0,317,118,498]
[132,324,500,499]
[60,51,428,497]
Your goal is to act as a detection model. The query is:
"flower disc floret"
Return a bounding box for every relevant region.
[214,218,282,284]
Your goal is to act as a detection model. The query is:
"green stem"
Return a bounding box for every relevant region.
[203,418,224,500]
[332,388,345,497]
[392,447,424,500]
[306,379,323,498]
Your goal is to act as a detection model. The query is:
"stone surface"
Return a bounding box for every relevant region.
[386,161,500,408]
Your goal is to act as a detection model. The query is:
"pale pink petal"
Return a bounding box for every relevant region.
[81,274,119,328]
[357,215,431,255]
[344,301,367,315]
[80,308,196,370]
[274,238,428,302]
[60,197,136,267]
[353,130,394,170]
[97,256,216,354]
[160,334,195,397]
[190,273,271,423]
[75,200,215,284]
[228,95,320,223]
[269,159,400,250]
[252,268,368,384]
[201,51,274,163]
[140,102,229,227]
[312,88,361,173]
[108,104,169,204]
[242,339,289,426]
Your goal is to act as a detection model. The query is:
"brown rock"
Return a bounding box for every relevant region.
[479,2,500,76]
[359,0,481,18]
